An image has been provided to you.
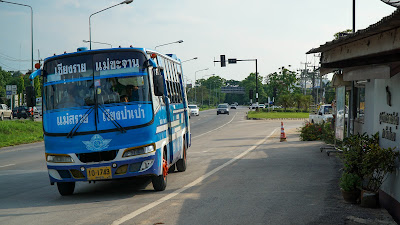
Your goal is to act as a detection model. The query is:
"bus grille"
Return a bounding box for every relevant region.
[77,150,118,163]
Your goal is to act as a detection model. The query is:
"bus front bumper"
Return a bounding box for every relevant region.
[46,152,162,183]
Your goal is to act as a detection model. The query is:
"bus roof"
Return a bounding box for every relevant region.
[44,47,180,64]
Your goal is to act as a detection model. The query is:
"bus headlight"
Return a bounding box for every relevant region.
[46,154,74,163]
[123,144,155,157]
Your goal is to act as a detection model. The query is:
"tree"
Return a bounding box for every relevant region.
[279,94,293,111]
[265,66,299,104]
[334,29,352,40]
[0,67,14,104]
[241,73,265,103]
[197,75,225,106]
[293,93,303,111]
[301,95,312,111]
[34,76,42,97]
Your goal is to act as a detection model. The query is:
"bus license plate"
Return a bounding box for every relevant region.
[87,166,112,180]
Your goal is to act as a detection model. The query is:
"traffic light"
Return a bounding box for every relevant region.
[220,55,226,67]
[249,89,253,99]
[25,86,35,107]
[228,58,237,64]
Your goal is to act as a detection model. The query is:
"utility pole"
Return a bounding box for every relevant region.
[300,61,311,95]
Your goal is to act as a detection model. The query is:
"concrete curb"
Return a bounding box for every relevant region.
[247,117,308,120]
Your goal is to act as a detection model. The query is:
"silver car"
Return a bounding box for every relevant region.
[217,104,230,115]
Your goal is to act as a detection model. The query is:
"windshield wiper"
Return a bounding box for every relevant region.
[98,104,126,134]
[67,106,94,138]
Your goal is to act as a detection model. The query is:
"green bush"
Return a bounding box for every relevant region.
[339,132,399,192]
[299,121,334,143]
[360,142,398,192]
[340,172,362,191]
[339,133,378,178]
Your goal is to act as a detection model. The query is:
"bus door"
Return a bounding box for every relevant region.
[178,71,190,148]
[159,66,174,167]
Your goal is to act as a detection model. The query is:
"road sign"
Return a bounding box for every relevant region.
[11,85,17,91]
[6,95,11,99]
[6,85,11,91]
[228,58,237,64]
[12,90,17,95]
[6,91,11,95]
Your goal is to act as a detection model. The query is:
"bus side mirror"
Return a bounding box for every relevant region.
[26,86,36,107]
[147,58,157,68]
[154,74,164,96]
[29,69,42,80]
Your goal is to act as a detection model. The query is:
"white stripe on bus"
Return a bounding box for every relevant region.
[173,109,184,113]
[156,124,168,133]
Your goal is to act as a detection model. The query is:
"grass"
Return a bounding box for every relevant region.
[199,105,215,111]
[0,120,43,148]
[247,111,309,119]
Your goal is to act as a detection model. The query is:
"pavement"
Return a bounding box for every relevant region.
[280,126,397,225]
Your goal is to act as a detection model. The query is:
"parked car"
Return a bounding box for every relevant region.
[188,104,199,116]
[0,104,13,120]
[217,103,230,115]
[258,104,266,109]
[13,106,32,119]
[309,104,333,124]
[249,103,259,109]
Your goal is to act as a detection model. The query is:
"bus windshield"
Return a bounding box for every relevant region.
[43,51,150,111]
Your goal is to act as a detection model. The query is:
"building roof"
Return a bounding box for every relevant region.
[381,0,400,8]
[307,8,400,54]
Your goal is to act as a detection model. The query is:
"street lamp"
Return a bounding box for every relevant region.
[155,40,184,50]
[181,57,198,63]
[194,68,208,103]
[0,1,33,76]
[89,0,133,50]
[83,40,112,48]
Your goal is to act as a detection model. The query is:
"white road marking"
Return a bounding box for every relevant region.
[112,127,278,225]
[192,113,237,139]
[0,164,15,168]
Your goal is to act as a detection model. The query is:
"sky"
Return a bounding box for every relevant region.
[0,0,397,85]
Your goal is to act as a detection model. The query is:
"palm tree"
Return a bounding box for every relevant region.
[280,94,293,112]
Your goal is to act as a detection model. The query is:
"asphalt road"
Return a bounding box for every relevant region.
[0,107,341,225]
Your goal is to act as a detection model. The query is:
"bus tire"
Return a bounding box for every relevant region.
[176,141,187,172]
[168,163,176,173]
[57,182,75,196]
[152,150,167,191]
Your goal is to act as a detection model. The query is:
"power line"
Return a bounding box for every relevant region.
[0,61,29,72]
[0,52,34,62]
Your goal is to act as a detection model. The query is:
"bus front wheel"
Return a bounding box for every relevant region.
[152,152,167,191]
[57,182,75,196]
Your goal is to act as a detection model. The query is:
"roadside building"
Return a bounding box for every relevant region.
[307,8,400,222]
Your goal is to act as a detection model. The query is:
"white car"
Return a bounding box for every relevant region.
[188,104,199,116]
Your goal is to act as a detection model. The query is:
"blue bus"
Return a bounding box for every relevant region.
[29,47,191,195]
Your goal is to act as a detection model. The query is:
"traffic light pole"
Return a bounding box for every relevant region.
[234,59,258,105]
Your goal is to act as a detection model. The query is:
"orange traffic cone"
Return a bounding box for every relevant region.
[280,122,287,142]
